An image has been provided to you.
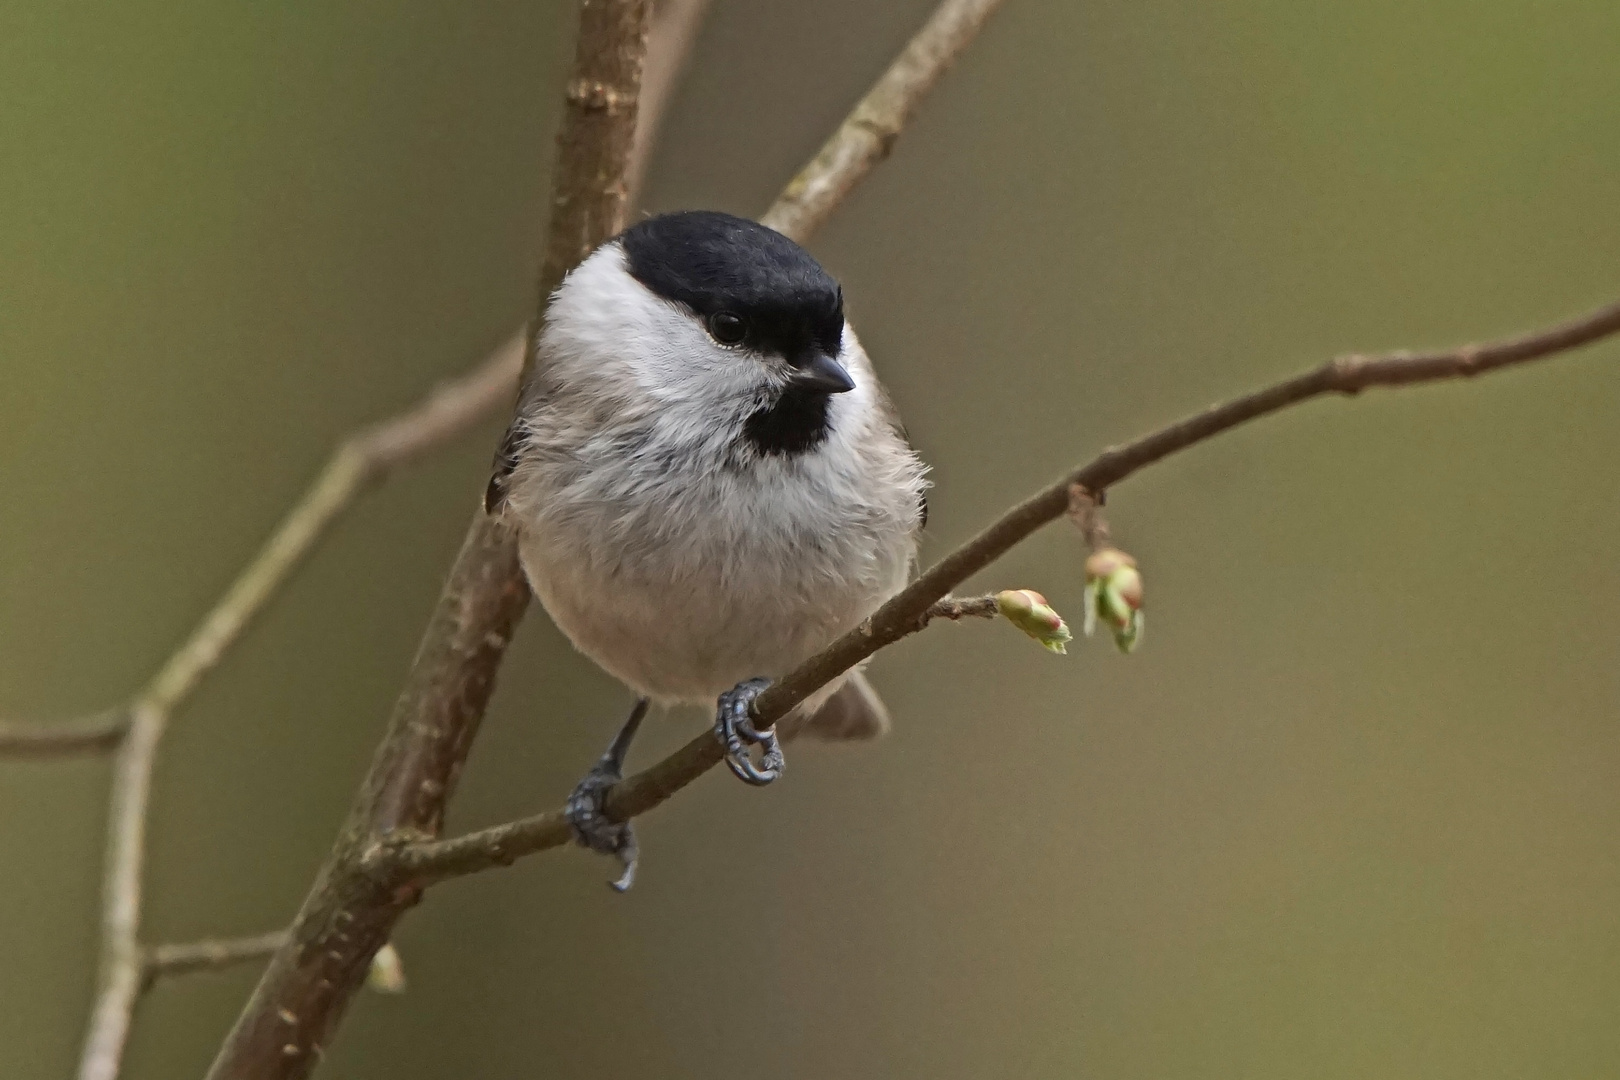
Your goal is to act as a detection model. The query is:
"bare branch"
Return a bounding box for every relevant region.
[925,594,1002,621]
[760,0,1012,240]
[77,703,164,1080]
[144,932,289,985]
[626,0,712,206]
[0,709,127,758]
[147,341,526,722]
[376,294,1620,886]
[1065,485,1112,551]
[209,2,1011,1074]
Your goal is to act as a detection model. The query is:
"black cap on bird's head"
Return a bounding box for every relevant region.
[618,211,855,396]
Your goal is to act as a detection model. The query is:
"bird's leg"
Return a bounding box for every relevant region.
[715,677,784,786]
[565,697,649,892]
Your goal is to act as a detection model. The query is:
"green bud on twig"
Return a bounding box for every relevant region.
[1083,548,1144,653]
[995,589,1073,654]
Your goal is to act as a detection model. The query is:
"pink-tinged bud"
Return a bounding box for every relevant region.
[1083,548,1145,653]
[995,589,1073,654]
[367,942,407,994]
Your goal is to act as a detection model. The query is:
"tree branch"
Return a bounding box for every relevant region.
[78,703,164,1080]
[377,294,1620,885]
[744,294,1620,726]
[626,0,712,206]
[759,0,1012,240]
[144,932,290,985]
[82,927,289,1080]
[61,144,535,1080]
[0,710,127,758]
[1065,484,1112,551]
[925,594,1003,621]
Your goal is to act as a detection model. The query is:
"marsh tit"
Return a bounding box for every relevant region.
[486,210,929,889]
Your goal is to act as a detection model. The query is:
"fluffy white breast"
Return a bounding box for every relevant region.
[505,242,928,705]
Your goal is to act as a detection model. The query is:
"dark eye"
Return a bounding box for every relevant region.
[708,311,747,346]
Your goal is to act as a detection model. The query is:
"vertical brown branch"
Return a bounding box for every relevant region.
[203,3,653,1076]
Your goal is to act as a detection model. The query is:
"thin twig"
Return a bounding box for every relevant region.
[626,0,712,206]
[759,0,1012,241]
[143,335,529,723]
[209,2,1011,1076]
[77,703,164,1080]
[0,710,127,757]
[144,932,290,986]
[925,595,1001,621]
[1066,485,1111,551]
[379,294,1620,885]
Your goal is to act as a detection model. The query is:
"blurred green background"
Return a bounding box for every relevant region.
[2,1,1618,1077]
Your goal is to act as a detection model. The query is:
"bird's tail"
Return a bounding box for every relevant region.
[778,670,891,743]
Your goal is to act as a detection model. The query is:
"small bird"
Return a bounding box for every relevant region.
[486,210,928,888]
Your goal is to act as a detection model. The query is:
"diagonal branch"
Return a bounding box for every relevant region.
[0,710,128,757]
[378,294,1620,884]
[143,931,290,986]
[760,0,1011,241]
[144,341,529,726]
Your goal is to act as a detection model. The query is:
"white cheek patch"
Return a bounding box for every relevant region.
[543,243,777,415]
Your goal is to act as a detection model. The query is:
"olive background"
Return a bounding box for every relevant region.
[1,1,1617,1077]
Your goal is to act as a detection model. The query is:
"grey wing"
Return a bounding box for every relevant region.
[484,420,525,514]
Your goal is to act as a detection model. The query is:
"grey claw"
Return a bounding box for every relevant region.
[715,677,784,786]
[567,697,649,891]
[566,763,639,891]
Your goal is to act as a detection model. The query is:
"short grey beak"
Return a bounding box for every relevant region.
[790,352,856,394]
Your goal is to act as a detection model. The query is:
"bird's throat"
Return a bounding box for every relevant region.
[742,386,834,456]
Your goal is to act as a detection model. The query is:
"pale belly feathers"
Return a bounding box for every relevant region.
[516,443,917,706]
